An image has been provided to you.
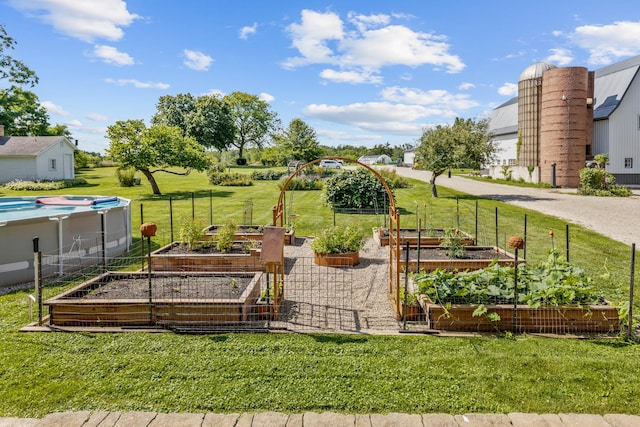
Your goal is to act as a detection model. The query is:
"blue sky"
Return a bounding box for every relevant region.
[2,0,640,154]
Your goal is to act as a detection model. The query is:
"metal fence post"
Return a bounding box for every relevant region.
[630,243,636,339]
[33,237,43,326]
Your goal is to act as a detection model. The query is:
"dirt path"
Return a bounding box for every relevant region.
[390,167,640,247]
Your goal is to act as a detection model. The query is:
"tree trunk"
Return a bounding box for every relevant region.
[430,171,439,198]
[140,168,162,195]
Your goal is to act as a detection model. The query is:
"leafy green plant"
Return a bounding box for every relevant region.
[412,253,606,308]
[578,168,631,197]
[115,167,137,187]
[439,228,466,259]
[377,168,410,189]
[216,220,238,253]
[209,163,253,186]
[179,217,207,250]
[3,178,87,190]
[501,165,512,181]
[310,225,366,254]
[322,168,393,210]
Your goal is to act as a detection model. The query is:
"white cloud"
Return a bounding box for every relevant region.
[105,78,170,89]
[545,48,573,66]
[86,113,109,121]
[304,102,449,135]
[380,86,479,110]
[91,45,134,65]
[183,49,213,71]
[458,82,475,90]
[347,12,391,32]
[316,129,381,142]
[8,0,139,42]
[498,82,518,96]
[283,10,464,76]
[319,69,382,84]
[41,101,69,116]
[239,23,258,39]
[566,20,640,65]
[259,92,275,103]
[202,89,226,97]
[65,119,83,128]
[283,9,344,68]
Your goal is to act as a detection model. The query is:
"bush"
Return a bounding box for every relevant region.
[310,225,366,254]
[208,164,252,186]
[578,168,631,197]
[179,217,208,250]
[277,176,323,191]
[323,168,394,209]
[3,178,87,190]
[116,167,137,187]
[215,220,237,253]
[377,168,410,189]
[251,170,286,181]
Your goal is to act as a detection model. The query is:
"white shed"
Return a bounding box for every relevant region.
[0,131,76,183]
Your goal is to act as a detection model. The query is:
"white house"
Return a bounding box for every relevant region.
[0,126,76,182]
[403,148,416,167]
[357,154,393,165]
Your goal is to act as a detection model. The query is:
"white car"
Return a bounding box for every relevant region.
[319,159,342,169]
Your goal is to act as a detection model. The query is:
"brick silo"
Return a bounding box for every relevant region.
[539,67,594,187]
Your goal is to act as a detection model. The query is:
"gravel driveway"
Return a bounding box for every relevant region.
[390,167,640,247]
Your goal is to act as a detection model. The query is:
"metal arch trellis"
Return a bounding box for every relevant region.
[272,156,403,316]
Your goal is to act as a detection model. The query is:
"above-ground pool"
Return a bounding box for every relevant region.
[0,196,132,288]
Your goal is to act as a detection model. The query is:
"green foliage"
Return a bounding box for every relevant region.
[377,168,410,189]
[115,167,137,187]
[179,217,207,250]
[415,117,494,197]
[412,254,606,308]
[501,165,512,181]
[322,168,393,209]
[216,220,238,253]
[0,86,50,135]
[208,163,253,186]
[579,168,631,197]
[225,91,279,159]
[310,225,366,254]
[593,153,609,168]
[277,175,323,191]
[250,169,286,180]
[74,150,102,169]
[3,178,87,190]
[273,118,323,162]
[439,228,467,259]
[106,120,212,195]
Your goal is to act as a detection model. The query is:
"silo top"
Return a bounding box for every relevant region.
[519,62,557,81]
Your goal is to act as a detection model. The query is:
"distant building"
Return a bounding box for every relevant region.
[488,55,640,186]
[403,149,416,167]
[0,126,76,183]
[358,154,393,165]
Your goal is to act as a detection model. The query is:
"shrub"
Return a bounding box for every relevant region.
[215,220,237,253]
[251,170,286,181]
[208,164,252,186]
[578,168,631,197]
[277,176,323,191]
[323,168,394,209]
[116,167,137,187]
[4,178,87,190]
[377,168,410,189]
[179,217,208,251]
[310,225,366,254]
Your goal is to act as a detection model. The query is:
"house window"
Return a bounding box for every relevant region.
[508,159,516,166]
[624,158,633,168]
[49,159,57,170]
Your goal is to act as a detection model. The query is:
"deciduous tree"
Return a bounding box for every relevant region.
[274,118,323,162]
[415,117,494,197]
[106,119,211,195]
[224,92,279,163]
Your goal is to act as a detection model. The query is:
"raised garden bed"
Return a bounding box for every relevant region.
[419,296,619,334]
[150,241,265,272]
[374,228,474,247]
[400,246,523,273]
[205,224,296,245]
[45,271,263,327]
[313,251,360,267]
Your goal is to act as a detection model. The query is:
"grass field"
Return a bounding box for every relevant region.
[0,166,638,417]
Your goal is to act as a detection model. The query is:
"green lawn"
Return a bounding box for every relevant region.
[0,166,639,417]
